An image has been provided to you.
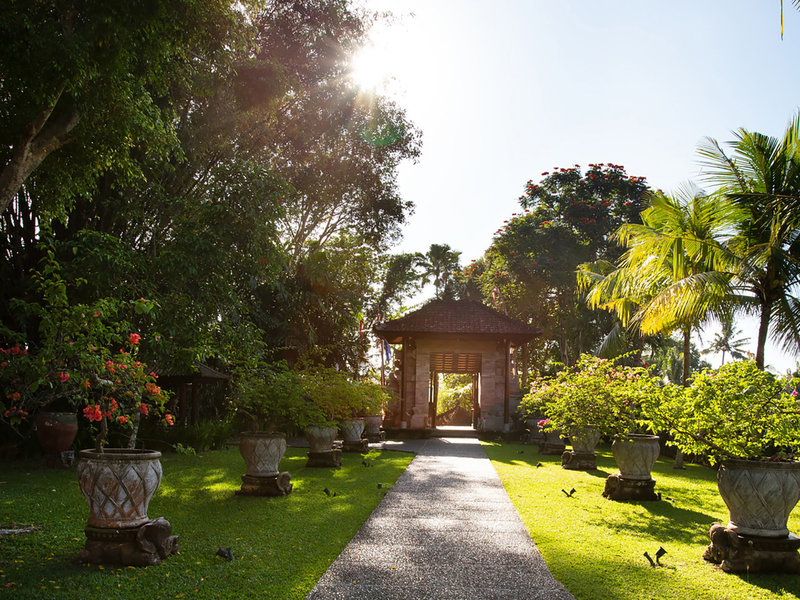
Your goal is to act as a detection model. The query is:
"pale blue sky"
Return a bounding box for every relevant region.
[357,1,800,372]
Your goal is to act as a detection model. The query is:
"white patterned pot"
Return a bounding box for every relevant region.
[612,434,660,480]
[341,419,365,443]
[239,432,286,477]
[365,415,382,436]
[570,427,601,454]
[77,449,162,529]
[305,426,337,453]
[717,459,800,538]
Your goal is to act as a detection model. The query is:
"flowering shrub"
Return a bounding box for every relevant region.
[0,250,172,450]
[520,354,660,438]
[642,361,800,464]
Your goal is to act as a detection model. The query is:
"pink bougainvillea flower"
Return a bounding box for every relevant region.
[139,403,149,416]
[164,414,175,426]
[129,333,141,345]
[57,371,70,383]
[117,415,129,425]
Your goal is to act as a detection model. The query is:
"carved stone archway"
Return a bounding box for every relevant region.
[374,300,541,432]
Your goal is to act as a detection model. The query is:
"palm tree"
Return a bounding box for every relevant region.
[416,243,462,299]
[579,185,736,385]
[699,115,800,369]
[702,314,751,365]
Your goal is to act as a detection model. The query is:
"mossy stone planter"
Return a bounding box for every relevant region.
[236,432,292,497]
[704,460,800,573]
[305,426,341,467]
[603,434,660,501]
[717,459,800,538]
[341,418,368,452]
[562,427,600,470]
[76,448,178,566]
[35,412,78,466]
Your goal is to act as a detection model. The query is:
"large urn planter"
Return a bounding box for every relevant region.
[76,448,178,566]
[603,434,660,501]
[562,427,601,471]
[364,415,385,443]
[341,418,368,452]
[704,459,800,573]
[35,412,78,467]
[236,432,292,497]
[538,430,566,455]
[305,426,341,467]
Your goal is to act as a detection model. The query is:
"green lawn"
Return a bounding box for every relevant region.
[0,447,412,599]
[485,441,800,600]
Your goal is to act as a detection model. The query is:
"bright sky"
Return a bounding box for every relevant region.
[354,0,800,374]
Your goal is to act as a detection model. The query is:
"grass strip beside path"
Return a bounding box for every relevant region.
[0,447,411,599]
[485,441,800,600]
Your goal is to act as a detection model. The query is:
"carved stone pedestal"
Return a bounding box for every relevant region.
[77,517,178,566]
[539,442,566,455]
[704,523,800,573]
[306,450,342,468]
[236,472,292,497]
[366,432,386,443]
[562,450,597,470]
[603,473,658,501]
[342,439,370,453]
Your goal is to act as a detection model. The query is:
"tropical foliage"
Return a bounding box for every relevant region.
[0,1,421,444]
[699,114,800,369]
[578,186,737,384]
[467,164,649,373]
[643,361,800,464]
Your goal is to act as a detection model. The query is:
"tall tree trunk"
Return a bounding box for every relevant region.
[755,299,771,370]
[673,326,691,470]
[681,326,691,387]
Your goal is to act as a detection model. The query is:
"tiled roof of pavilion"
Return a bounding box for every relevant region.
[373,299,542,343]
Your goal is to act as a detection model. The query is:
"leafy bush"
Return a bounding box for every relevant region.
[138,420,235,452]
[232,361,325,432]
[643,360,800,464]
[520,354,660,438]
[299,367,387,422]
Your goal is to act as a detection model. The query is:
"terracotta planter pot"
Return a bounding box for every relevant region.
[35,412,78,454]
[239,432,286,478]
[612,434,660,480]
[570,427,601,454]
[77,449,162,529]
[364,415,382,436]
[717,459,800,538]
[341,419,365,443]
[305,426,337,453]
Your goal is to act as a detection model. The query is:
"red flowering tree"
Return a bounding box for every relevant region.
[468,164,650,373]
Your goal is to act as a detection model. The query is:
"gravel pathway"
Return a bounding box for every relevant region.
[305,437,576,600]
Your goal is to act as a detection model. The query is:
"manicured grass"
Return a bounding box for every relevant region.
[0,447,412,599]
[485,441,800,600]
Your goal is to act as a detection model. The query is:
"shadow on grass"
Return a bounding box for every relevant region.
[0,447,412,600]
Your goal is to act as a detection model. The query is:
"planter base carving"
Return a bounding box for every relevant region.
[562,450,597,470]
[342,439,369,453]
[306,450,342,468]
[539,441,566,455]
[366,432,386,443]
[704,523,800,573]
[77,517,178,566]
[603,474,658,501]
[236,473,292,497]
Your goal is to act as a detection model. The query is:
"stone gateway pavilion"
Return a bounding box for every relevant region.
[373,299,541,432]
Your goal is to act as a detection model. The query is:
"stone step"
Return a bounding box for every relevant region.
[431,426,478,439]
